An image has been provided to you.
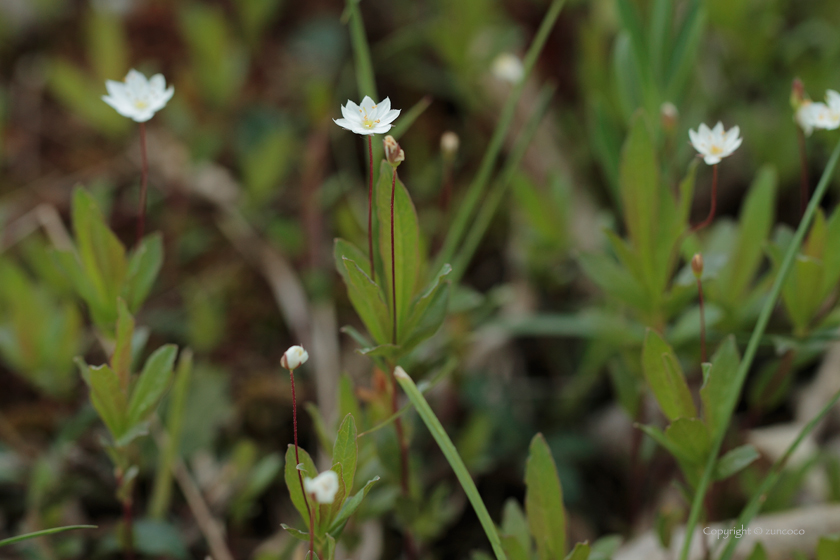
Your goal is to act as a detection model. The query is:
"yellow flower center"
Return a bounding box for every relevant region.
[709,145,723,156]
[359,105,380,128]
[134,99,149,110]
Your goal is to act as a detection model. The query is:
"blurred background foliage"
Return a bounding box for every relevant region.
[1,0,840,558]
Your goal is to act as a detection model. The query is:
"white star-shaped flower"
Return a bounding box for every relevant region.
[688,122,743,165]
[102,69,174,123]
[334,96,400,136]
[797,90,840,134]
[303,470,339,504]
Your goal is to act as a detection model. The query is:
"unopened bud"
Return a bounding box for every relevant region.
[281,345,309,370]
[441,131,459,160]
[691,254,704,279]
[791,77,808,111]
[660,102,678,133]
[492,53,524,84]
[383,135,404,168]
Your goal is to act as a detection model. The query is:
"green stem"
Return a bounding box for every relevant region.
[0,526,97,548]
[346,0,377,100]
[394,367,507,560]
[716,386,840,560]
[679,137,840,560]
[432,0,567,276]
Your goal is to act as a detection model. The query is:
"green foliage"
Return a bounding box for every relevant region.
[525,433,566,560]
[817,535,840,560]
[54,188,163,333]
[0,260,83,397]
[641,329,696,421]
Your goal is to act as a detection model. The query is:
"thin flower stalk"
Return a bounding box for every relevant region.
[281,347,311,526]
[692,254,707,363]
[368,135,375,280]
[137,122,148,244]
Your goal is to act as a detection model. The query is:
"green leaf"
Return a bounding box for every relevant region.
[400,264,451,351]
[126,345,178,428]
[619,113,659,292]
[641,329,696,421]
[338,374,362,429]
[564,542,591,560]
[280,524,308,542]
[341,257,390,346]
[578,252,649,312]
[72,188,127,326]
[817,535,840,560]
[665,418,710,465]
[323,534,336,560]
[700,336,740,440]
[637,424,693,464]
[327,476,380,537]
[284,445,317,524]
[124,233,163,312]
[714,444,759,481]
[334,237,374,281]
[500,499,530,555]
[525,433,566,560]
[83,361,127,440]
[376,161,421,341]
[501,535,530,560]
[331,414,357,495]
[112,300,134,392]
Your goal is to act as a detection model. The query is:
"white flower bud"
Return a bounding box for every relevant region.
[304,470,339,504]
[491,53,524,84]
[440,131,459,159]
[383,135,405,168]
[281,345,309,370]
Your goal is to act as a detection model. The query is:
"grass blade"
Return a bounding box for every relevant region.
[0,526,97,547]
[394,367,507,560]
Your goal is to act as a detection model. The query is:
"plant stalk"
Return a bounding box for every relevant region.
[290,368,311,522]
[797,127,810,220]
[390,168,397,344]
[368,135,376,281]
[691,163,718,233]
[137,122,148,246]
[697,275,707,363]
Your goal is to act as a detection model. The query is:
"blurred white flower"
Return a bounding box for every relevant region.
[281,345,309,370]
[492,53,524,84]
[688,122,742,165]
[440,131,459,156]
[102,69,173,123]
[304,470,339,504]
[797,91,840,134]
[334,96,400,136]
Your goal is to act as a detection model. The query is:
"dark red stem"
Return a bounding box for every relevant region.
[136,122,148,246]
[697,277,707,363]
[116,472,134,560]
[368,135,375,281]
[797,127,810,220]
[692,163,718,233]
[290,369,311,523]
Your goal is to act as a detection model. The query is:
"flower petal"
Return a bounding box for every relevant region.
[379,109,401,125]
[360,96,376,111]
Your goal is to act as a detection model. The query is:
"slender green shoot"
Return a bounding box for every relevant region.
[0,526,97,548]
[679,137,840,560]
[716,385,840,560]
[344,0,377,100]
[394,367,507,560]
[432,0,567,277]
[451,84,555,285]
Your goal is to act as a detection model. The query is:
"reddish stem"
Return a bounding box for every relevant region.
[136,122,148,246]
[115,472,134,560]
[367,135,376,281]
[290,369,311,523]
[697,276,707,363]
[391,168,398,344]
[797,127,810,220]
[691,163,718,233]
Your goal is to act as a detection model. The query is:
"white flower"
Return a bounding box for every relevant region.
[102,69,174,123]
[281,345,309,370]
[334,96,400,136]
[304,470,339,504]
[797,91,840,135]
[440,131,459,156]
[491,53,524,84]
[688,122,743,165]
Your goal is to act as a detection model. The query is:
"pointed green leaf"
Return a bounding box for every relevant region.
[642,329,696,421]
[637,424,693,464]
[332,414,357,494]
[127,345,177,428]
[400,264,451,351]
[83,362,127,440]
[327,476,380,537]
[124,233,163,312]
[501,498,530,555]
[714,444,759,481]
[284,445,317,524]
[665,418,710,465]
[700,336,740,439]
[564,542,591,560]
[525,433,566,560]
[376,161,421,340]
[342,257,390,345]
[279,524,308,542]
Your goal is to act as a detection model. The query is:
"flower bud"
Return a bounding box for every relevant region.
[660,102,678,133]
[791,77,807,111]
[383,135,404,168]
[492,53,524,84]
[281,345,308,370]
[304,470,339,504]
[691,254,704,279]
[441,131,459,161]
